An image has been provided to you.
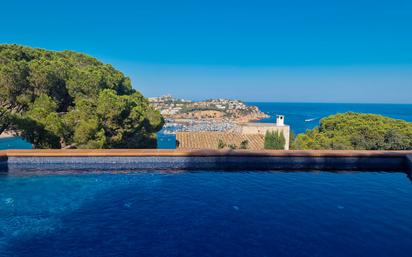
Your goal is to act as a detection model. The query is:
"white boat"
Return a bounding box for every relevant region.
[305,118,317,122]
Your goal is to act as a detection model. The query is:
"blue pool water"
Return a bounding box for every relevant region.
[1,170,411,257]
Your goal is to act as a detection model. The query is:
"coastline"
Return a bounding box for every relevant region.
[0,132,15,139]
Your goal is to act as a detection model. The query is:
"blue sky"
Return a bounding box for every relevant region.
[1,0,412,103]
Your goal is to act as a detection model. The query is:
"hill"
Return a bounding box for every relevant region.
[0,44,163,148]
[293,112,412,150]
[149,95,268,122]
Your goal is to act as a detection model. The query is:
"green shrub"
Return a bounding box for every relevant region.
[239,140,249,149]
[264,131,286,150]
[228,143,238,150]
[293,112,412,150]
[218,139,226,149]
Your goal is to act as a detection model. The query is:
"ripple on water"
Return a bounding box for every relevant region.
[0,170,411,257]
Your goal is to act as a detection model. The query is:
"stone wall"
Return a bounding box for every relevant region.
[234,123,290,150]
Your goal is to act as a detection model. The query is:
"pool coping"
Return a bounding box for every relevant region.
[2,149,412,157]
[1,149,412,173]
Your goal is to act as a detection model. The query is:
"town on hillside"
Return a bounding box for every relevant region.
[149,95,270,134]
[148,95,269,123]
[149,95,290,150]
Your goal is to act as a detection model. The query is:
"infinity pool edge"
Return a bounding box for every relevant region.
[1,150,412,173]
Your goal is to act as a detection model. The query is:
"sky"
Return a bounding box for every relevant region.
[1,0,412,103]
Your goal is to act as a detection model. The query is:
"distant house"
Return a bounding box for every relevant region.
[233,115,290,150]
[176,115,290,150]
[176,132,265,150]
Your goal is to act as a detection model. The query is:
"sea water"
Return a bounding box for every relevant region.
[0,170,411,257]
[250,102,412,133]
[2,103,412,149]
[156,102,412,148]
[0,137,32,150]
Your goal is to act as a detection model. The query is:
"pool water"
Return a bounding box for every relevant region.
[1,170,411,257]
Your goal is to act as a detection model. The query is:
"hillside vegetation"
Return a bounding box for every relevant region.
[0,44,163,148]
[293,112,412,150]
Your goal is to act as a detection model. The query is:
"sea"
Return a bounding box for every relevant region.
[2,103,412,149]
[157,102,412,149]
[0,136,32,150]
[250,102,412,134]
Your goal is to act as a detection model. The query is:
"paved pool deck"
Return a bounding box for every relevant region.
[1,149,412,173]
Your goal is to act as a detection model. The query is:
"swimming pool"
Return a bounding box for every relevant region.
[1,169,411,257]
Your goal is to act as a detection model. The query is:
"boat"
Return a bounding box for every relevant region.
[305,118,318,122]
